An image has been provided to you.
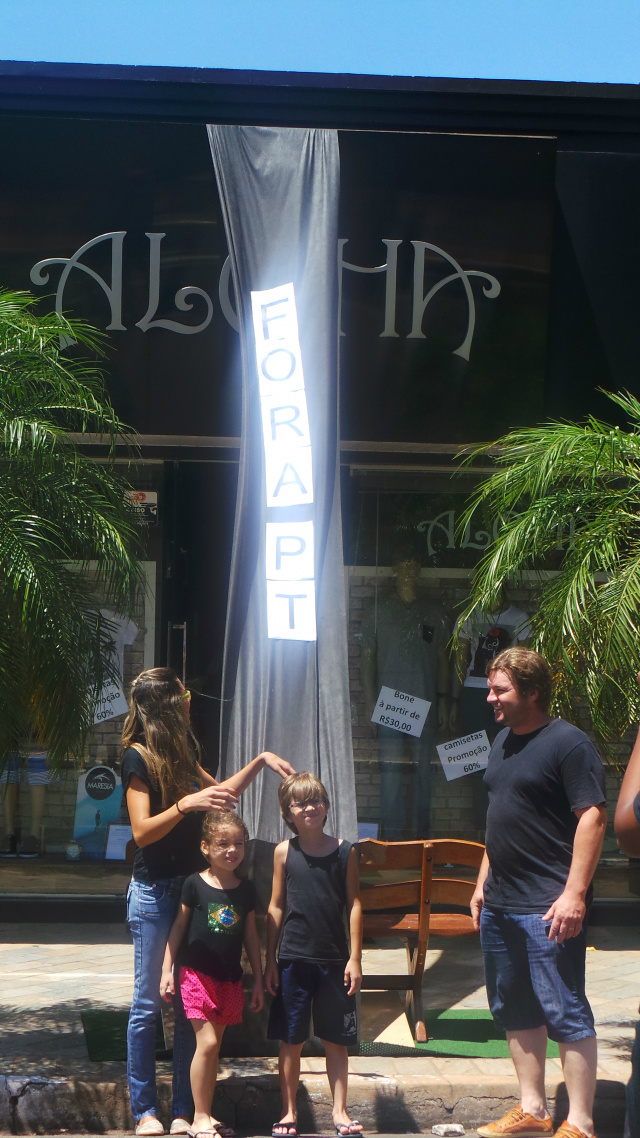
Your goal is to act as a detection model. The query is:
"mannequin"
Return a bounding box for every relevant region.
[360,557,449,839]
[1,749,51,858]
[450,604,531,830]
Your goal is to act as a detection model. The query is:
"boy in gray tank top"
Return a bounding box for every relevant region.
[265,772,364,1138]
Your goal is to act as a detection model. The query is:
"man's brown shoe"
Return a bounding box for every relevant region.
[553,1123,596,1138]
[477,1105,554,1137]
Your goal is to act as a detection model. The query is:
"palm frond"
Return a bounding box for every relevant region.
[455,390,640,756]
[0,288,142,770]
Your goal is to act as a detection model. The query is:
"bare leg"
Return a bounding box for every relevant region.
[559,1036,597,1137]
[3,783,17,835]
[506,1027,551,1120]
[29,784,46,838]
[275,1042,303,1133]
[323,1040,361,1133]
[190,1019,225,1134]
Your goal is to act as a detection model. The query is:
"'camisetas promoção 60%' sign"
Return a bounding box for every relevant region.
[436,731,490,782]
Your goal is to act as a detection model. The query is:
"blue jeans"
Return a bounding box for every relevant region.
[481,906,595,1044]
[127,878,195,1122]
[378,725,435,839]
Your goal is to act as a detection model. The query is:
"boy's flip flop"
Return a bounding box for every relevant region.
[335,1124,364,1136]
[272,1125,299,1137]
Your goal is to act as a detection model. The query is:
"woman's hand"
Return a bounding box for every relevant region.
[182,784,238,813]
[259,752,296,780]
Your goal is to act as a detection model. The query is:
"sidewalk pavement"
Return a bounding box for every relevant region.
[0,922,636,1135]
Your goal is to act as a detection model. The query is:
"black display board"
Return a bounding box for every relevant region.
[0,118,555,443]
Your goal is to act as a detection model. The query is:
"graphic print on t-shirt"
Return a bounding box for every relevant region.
[458,606,530,690]
[208,903,241,933]
[470,624,513,677]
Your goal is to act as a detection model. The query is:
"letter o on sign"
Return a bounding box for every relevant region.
[261,348,296,382]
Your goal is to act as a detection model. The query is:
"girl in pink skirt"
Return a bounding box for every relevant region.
[161,811,264,1138]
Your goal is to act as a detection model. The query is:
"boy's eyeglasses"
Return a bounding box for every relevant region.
[180,690,191,701]
[290,798,325,811]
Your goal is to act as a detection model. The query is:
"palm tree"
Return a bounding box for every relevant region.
[0,289,142,771]
[456,389,640,747]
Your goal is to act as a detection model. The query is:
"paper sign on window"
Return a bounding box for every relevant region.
[370,685,431,738]
[436,731,490,781]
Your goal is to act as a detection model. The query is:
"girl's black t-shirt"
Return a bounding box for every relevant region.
[121,746,203,882]
[178,873,255,981]
[278,836,352,964]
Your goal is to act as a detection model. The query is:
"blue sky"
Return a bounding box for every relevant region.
[1,0,639,84]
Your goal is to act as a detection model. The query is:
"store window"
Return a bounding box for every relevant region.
[0,467,161,892]
[344,464,628,900]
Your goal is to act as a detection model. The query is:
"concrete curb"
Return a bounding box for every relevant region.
[0,1071,627,1136]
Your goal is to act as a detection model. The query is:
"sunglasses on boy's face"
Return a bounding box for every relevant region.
[290,798,325,811]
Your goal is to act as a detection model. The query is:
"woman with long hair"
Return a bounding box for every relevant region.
[121,666,294,1137]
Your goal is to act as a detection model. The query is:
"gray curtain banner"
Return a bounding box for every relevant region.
[208,125,356,845]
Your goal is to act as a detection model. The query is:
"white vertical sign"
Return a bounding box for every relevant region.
[251,283,316,641]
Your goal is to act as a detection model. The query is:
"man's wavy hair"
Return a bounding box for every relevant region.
[121,667,201,809]
[487,647,552,713]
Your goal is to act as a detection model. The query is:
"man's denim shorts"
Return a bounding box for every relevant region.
[480,905,595,1043]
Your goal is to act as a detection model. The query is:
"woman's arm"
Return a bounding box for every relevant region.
[264,841,288,995]
[195,752,295,796]
[344,845,362,996]
[196,763,218,788]
[160,902,191,1001]
[126,774,239,848]
[243,910,265,1012]
[220,752,296,797]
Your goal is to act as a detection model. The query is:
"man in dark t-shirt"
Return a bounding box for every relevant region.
[472,648,606,1138]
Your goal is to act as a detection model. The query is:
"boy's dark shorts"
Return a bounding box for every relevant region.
[267,958,358,1046]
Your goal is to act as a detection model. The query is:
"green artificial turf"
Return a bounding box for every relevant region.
[359,1009,560,1059]
[81,1006,559,1062]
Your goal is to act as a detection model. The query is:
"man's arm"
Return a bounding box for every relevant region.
[543,803,607,943]
[470,850,490,932]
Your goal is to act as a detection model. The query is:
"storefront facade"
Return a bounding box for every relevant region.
[0,64,639,902]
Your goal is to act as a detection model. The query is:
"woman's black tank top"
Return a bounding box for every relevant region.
[278,836,352,964]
